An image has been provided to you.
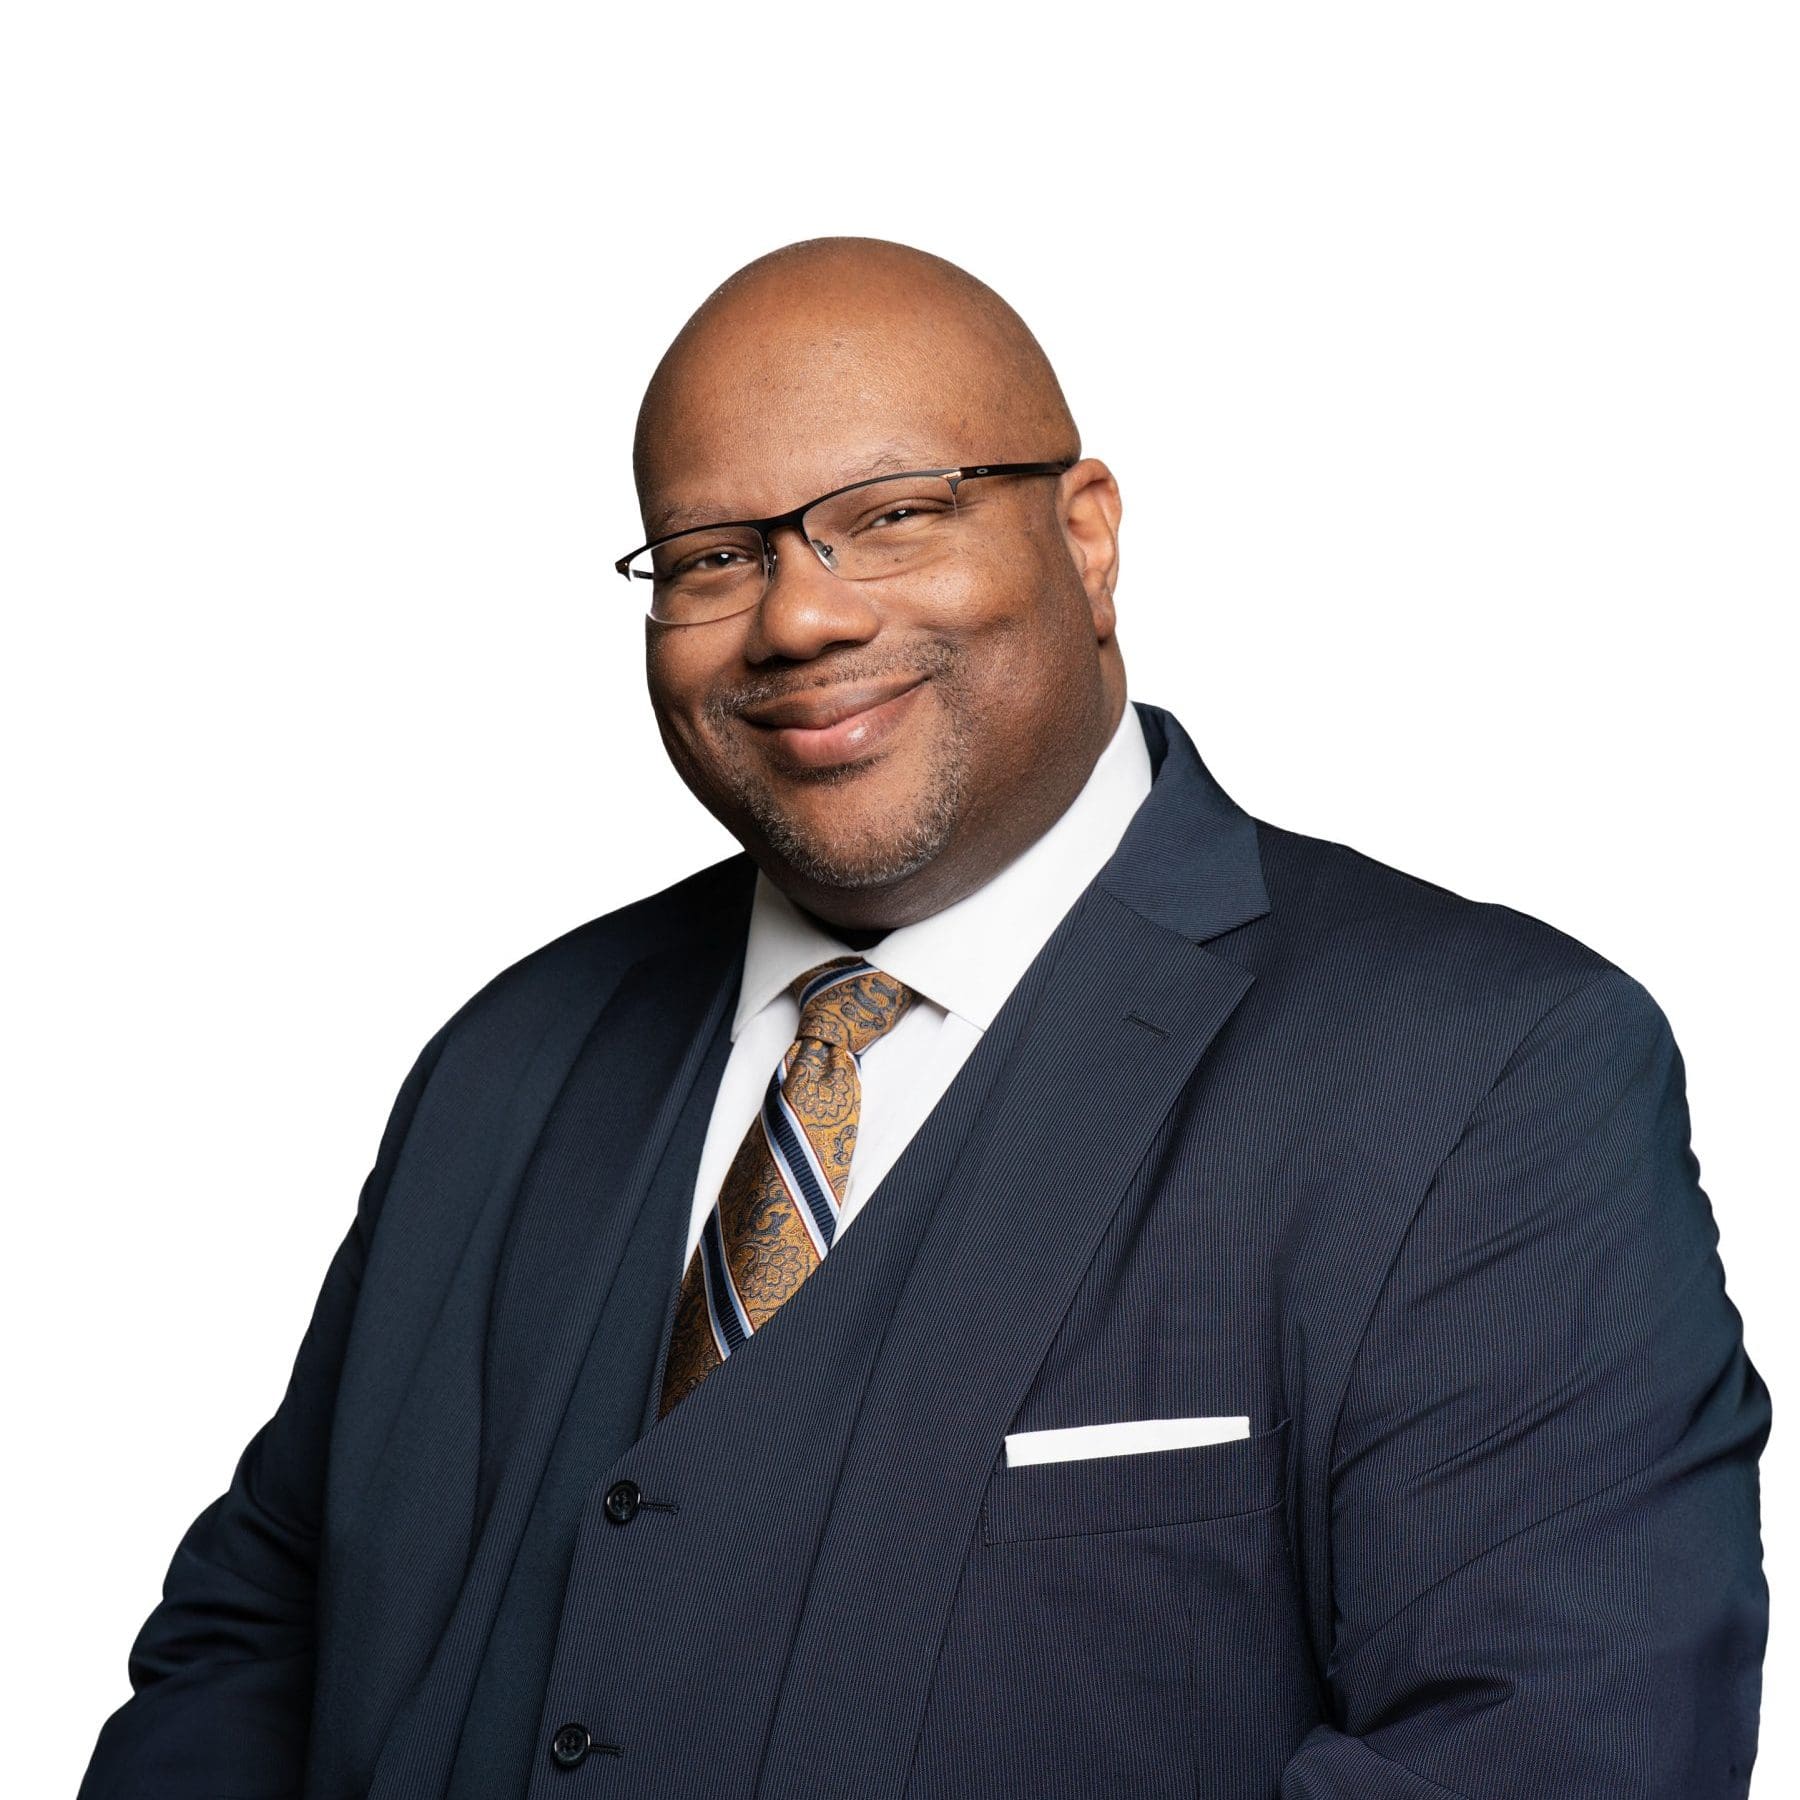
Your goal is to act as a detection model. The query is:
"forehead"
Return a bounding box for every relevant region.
[637,312,1000,538]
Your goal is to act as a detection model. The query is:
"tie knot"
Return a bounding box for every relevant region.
[789,956,915,1055]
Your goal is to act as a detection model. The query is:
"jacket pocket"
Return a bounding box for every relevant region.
[980,1415,1290,1545]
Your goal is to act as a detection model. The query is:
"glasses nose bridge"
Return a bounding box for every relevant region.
[763,503,838,578]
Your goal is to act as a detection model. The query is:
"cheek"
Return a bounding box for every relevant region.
[643,645,727,785]
[935,550,1088,695]
[646,633,718,728]
[942,578,1106,772]
[916,544,1035,655]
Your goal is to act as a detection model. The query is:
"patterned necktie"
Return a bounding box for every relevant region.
[657,954,916,1419]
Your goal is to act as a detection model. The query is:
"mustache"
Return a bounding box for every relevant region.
[704,640,963,724]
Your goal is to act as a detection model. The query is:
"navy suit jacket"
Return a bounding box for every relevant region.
[80,701,1770,1799]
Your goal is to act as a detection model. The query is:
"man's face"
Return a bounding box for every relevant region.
[637,303,1123,931]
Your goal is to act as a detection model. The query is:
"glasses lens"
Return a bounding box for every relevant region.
[801,474,960,580]
[632,525,765,623]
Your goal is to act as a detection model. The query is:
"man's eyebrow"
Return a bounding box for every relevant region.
[645,445,941,539]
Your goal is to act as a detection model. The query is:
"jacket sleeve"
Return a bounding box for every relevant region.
[77,1021,450,1800]
[1280,966,1772,1800]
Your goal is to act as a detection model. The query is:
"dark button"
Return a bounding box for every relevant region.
[550,1721,592,1770]
[603,1479,641,1524]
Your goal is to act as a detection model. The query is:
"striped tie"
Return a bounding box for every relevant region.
[657,955,916,1419]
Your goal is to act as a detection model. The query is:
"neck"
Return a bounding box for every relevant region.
[798,910,887,952]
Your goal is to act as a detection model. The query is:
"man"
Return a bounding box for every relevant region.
[81,237,1769,1799]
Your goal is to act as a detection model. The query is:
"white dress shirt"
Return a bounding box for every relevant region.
[682,697,1155,1266]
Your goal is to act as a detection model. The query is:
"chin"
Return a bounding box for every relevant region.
[756,797,959,894]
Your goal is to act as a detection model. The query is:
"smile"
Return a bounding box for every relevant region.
[741,676,929,771]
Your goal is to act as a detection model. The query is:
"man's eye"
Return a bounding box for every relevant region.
[862,501,949,531]
[669,546,754,577]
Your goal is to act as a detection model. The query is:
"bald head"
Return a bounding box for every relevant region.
[633,237,1079,533]
[636,236,1126,936]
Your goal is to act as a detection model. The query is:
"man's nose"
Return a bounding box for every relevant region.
[743,521,881,662]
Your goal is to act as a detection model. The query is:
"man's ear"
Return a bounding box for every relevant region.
[1057,458,1123,637]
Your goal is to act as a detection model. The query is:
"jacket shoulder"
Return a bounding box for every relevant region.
[1250,818,1635,1033]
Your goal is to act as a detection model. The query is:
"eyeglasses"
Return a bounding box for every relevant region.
[616,460,1073,625]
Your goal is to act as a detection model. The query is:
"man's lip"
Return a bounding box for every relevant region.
[740,675,927,732]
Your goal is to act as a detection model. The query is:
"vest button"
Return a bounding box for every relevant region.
[603,1479,641,1524]
[550,1721,592,1769]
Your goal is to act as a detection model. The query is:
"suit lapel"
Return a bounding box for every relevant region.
[477,911,747,1516]
[754,905,1257,1798]
[367,882,754,1800]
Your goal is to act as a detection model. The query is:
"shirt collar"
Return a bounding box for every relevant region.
[732,698,1155,1039]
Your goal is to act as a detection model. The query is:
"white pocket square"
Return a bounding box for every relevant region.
[1003,1413,1250,1467]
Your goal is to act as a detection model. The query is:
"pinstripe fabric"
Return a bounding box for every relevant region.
[658,957,915,1418]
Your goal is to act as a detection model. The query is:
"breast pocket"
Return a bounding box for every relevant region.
[905,1417,1308,1800]
[980,1415,1291,1544]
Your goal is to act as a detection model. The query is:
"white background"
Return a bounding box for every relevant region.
[5,4,1794,1791]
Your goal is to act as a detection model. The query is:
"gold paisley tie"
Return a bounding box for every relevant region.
[657,955,916,1419]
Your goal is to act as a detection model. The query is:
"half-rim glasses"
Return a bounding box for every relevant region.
[616,460,1073,624]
